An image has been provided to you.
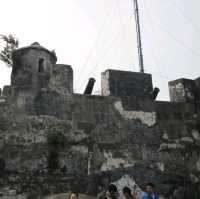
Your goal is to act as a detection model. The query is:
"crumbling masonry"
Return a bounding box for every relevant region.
[0,43,200,198]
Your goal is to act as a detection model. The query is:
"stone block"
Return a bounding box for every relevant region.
[49,64,73,95]
[2,86,12,97]
[101,70,153,99]
[169,78,199,103]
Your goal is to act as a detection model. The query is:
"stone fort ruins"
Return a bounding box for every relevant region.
[0,42,200,198]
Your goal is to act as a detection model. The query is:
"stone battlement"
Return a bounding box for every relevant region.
[0,43,199,199]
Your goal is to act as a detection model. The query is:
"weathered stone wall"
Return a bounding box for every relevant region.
[0,91,200,198]
[11,43,57,101]
[101,70,153,99]
[49,64,73,95]
[12,49,53,89]
[0,43,199,198]
[169,78,200,105]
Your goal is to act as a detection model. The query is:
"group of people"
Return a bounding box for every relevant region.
[99,183,159,199]
[68,182,159,199]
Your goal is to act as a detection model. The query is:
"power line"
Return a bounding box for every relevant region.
[142,0,200,83]
[142,0,173,80]
[170,0,200,34]
[94,0,136,72]
[143,1,200,58]
[79,3,119,91]
[76,1,117,91]
[85,0,137,86]
[156,22,200,57]
[77,0,136,92]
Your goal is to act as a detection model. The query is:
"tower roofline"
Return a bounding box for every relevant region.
[12,42,57,63]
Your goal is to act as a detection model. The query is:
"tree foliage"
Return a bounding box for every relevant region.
[0,34,19,67]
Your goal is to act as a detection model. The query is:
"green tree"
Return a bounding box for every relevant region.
[0,34,19,67]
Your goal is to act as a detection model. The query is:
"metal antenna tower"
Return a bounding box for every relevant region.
[133,0,144,73]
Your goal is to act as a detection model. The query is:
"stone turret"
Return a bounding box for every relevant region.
[11,42,57,95]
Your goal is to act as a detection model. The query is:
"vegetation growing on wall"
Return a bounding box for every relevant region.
[47,126,65,173]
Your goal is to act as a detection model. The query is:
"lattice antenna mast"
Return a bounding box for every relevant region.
[133,0,144,73]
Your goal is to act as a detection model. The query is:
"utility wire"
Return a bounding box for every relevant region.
[76,1,117,91]
[170,0,200,34]
[94,0,135,72]
[86,0,137,87]
[78,0,125,92]
[142,0,172,80]
[156,22,200,57]
[143,0,200,82]
[144,0,200,58]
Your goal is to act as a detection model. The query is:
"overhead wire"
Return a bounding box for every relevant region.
[109,0,137,70]
[77,1,118,92]
[76,1,117,91]
[142,0,200,89]
[170,0,200,34]
[78,0,140,92]
[89,0,122,75]
[78,0,131,92]
[92,0,136,73]
[87,0,137,89]
[77,0,200,93]
[141,0,200,58]
[142,0,172,80]
[155,21,200,57]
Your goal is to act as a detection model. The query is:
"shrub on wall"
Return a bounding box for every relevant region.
[47,126,65,173]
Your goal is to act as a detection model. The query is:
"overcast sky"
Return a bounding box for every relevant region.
[0,0,200,100]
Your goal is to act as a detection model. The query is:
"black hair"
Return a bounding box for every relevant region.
[146,183,155,188]
[69,191,79,199]
[107,184,117,193]
[123,186,131,195]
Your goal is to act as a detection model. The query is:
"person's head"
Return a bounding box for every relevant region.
[106,184,118,199]
[122,186,132,198]
[145,183,155,194]
[69,192,79,199]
